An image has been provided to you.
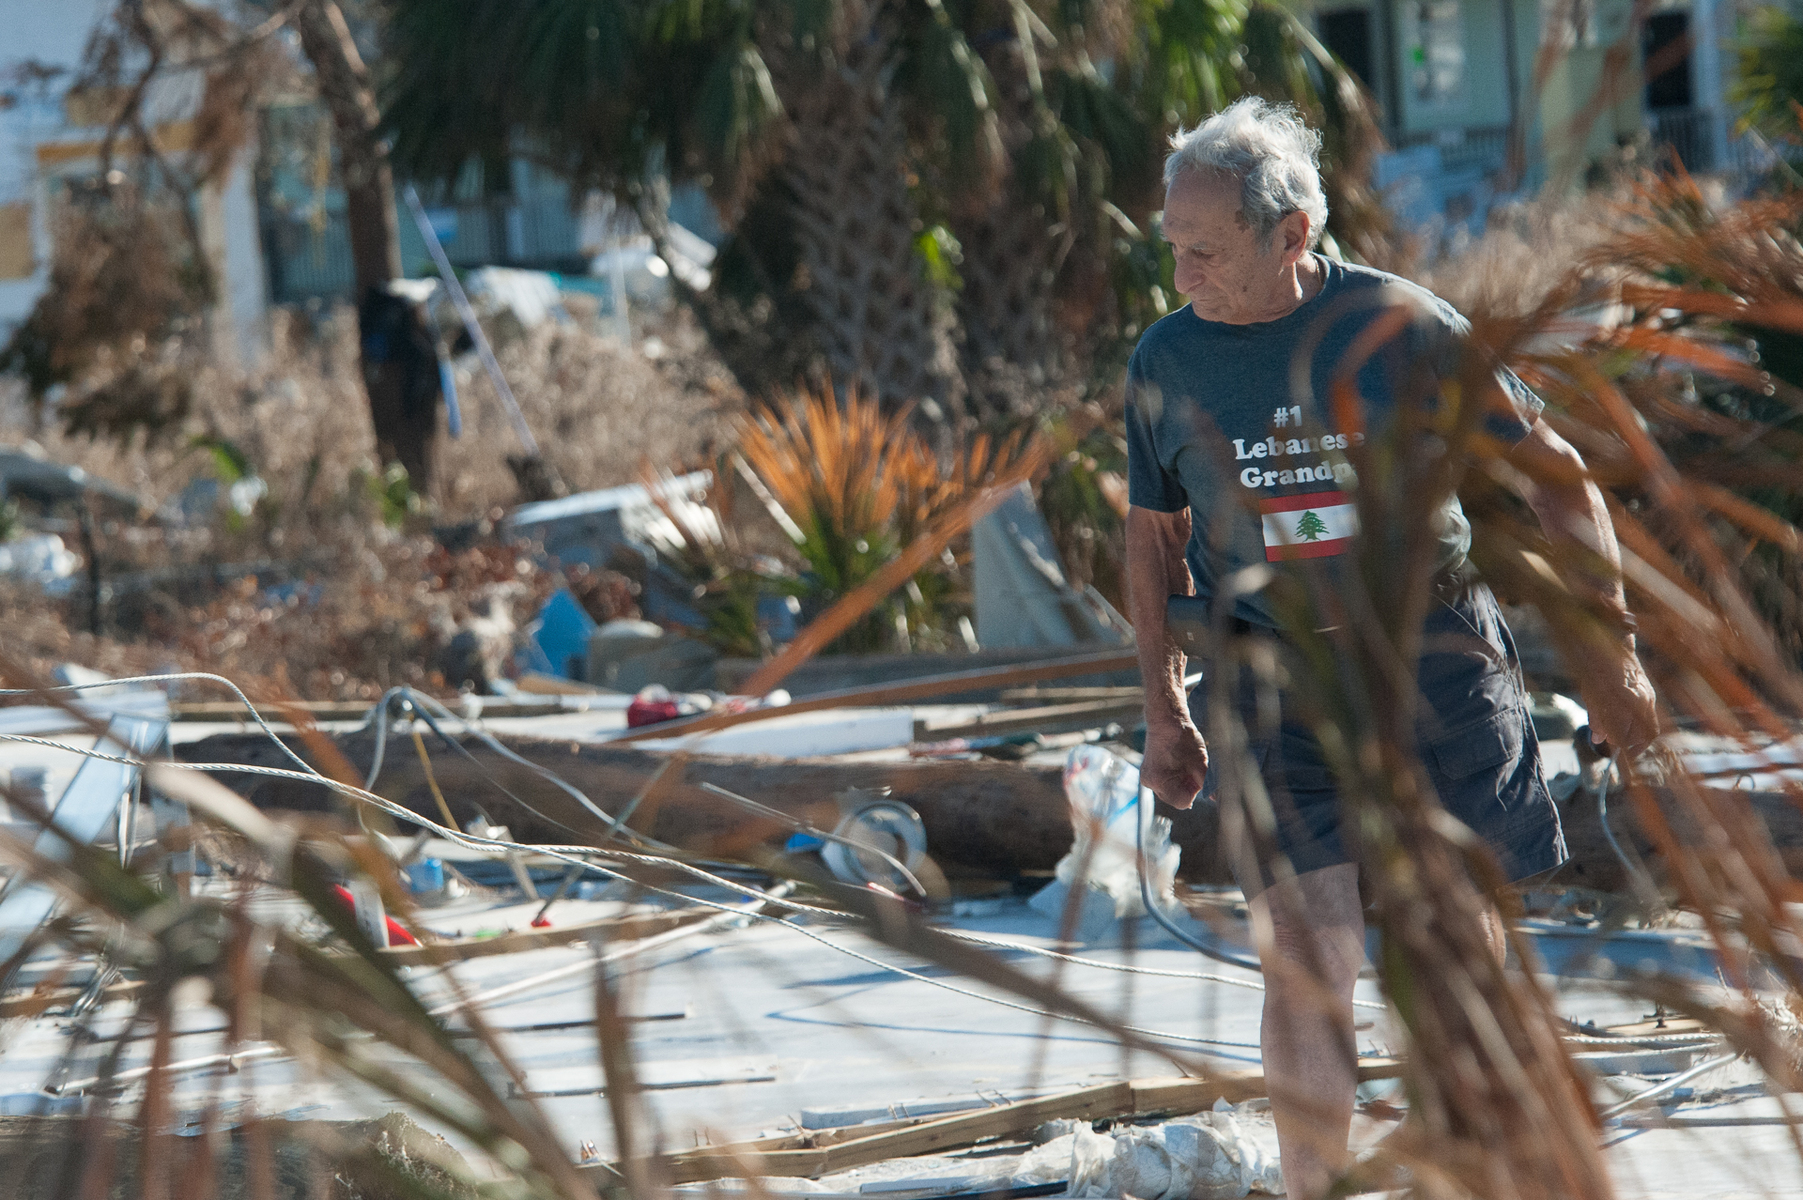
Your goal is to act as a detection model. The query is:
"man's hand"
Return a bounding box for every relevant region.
[1126,505,1211,807]
[1580,643,1660,758]
[1505,421,1661,758]
[1142,720,1210,810]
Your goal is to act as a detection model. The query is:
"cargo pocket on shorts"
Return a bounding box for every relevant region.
[1424,705,1525,802]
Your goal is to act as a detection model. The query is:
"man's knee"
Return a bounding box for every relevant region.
[1254,864,1365,991]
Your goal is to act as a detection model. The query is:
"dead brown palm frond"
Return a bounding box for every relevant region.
[0,651,602,1200]
[1186,163,1803,1197]
[1312,164,1803,1194]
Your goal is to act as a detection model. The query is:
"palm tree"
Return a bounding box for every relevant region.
[383,0,993,426]
[1732,5,1803,149]
[293,0,452,496]
[379,0,1386,424]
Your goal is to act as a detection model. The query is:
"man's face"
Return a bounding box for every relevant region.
[1162,169,1296,325]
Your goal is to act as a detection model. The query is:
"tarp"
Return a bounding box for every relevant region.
[972,483,1130,649]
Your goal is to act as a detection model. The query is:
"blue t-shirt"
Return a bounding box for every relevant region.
[1124,255,1543,631]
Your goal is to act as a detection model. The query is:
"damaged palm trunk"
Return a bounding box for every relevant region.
[775,5,966,431]
[294,0,439,498]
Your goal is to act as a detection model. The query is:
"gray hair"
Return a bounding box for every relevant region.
[1164,97,1329,250]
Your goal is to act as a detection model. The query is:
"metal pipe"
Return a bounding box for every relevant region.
[52,1045,285,1095]
[1597,1051,1742,1120]
[1138,782,1263,972]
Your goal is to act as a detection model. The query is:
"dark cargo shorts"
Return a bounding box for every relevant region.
[1188,582,1567,889]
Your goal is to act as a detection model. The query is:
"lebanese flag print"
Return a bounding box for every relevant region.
[1260,491,1358,561]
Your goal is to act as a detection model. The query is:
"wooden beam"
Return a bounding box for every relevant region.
[177,732,1080,876]
[0,977,144,1019]
[376,908,706,965]
[1129,1059,1405,1117]
[178,723,1803,894]
[914,699,1147,742]
[642,1082,1134,1184]
[634,1062,1413,1185]
[608,650,1139,745]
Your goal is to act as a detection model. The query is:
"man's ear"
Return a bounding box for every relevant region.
[1277,209,1312,264]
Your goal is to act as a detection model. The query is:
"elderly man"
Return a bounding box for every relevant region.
[1124,98,1658,1197]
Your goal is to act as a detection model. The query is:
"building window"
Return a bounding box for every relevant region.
[1318,8,1375,91]
[1406,0,1467,105]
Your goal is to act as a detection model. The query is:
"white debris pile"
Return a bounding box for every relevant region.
[1065,1108,1283,1199]
[728,1106,1282,1200]
[1028,744,1181,939]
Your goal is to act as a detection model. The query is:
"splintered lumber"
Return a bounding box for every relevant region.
[913,698,1149,742]
[0,978,145,1019]
[608,650,1139,745]
[645,1083,1133,1183]
[377,907,707,965]
[634,1062,1408,1184]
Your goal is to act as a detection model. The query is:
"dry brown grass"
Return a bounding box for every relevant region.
[1,303,740,523]
[1403,189,1623,320]
[0,302,742,697]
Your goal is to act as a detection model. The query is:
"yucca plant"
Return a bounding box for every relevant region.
[737,387,928,653]
[738,385,1051,653]
[639,456,794,659]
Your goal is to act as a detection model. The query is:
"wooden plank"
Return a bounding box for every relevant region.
[608,650,1139,745]
[816,1082,1133,1169]
[660,1115,934,1179]
[644,1061,1417,1185]
[1129,1059,1406,1117]
[914,699,1146,742]
[997,687,1144,704]
[169,698,590,722]
[634,1082,1134,1184]
[375,908,706,965]
[1128,1069,1267,1115]
[0,977,144,1019]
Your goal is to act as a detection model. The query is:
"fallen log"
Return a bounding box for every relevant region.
[172,731,1803,893]
[174,730,1081,876]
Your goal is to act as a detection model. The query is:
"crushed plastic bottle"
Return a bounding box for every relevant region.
[1027,745,1181,939]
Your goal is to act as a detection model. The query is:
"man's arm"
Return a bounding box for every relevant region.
[1505,419,1659,754]
[1127,505,1210,808]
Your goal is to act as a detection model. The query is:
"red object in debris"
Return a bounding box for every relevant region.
[530,913,554,928]
[626,696,682,727]
[331,884,420,947]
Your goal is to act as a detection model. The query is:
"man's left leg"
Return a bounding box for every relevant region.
[1250,861,1365,1200]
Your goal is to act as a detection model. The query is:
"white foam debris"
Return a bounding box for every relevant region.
[1067,1110,1283,1199]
